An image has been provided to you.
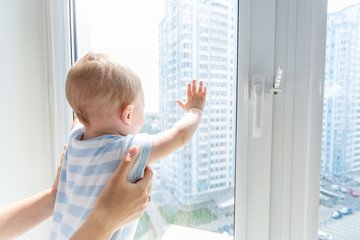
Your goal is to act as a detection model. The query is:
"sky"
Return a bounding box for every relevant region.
[328,0,360,13]
[75,0,165,112]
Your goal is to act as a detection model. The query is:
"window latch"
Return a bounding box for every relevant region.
[270,65,283,95]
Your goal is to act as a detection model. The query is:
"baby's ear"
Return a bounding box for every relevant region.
[121,104,134,125]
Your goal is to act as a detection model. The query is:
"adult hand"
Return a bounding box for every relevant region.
[50,144,67,208]
[71,145,153,240]
[0,145,67,240]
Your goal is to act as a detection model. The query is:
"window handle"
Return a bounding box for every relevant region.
[251,75,265,137]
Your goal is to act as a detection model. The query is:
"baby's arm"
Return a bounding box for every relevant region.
[148,80,207,164]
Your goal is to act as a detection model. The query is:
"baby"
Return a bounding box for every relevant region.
[50,52,206,240]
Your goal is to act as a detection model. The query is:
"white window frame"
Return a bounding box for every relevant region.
[43,0,75,166]
[235,0,277,239]
[267,0,328,239]
[43,0,329,239]
[236,0,328,239]
[285,0,328,239]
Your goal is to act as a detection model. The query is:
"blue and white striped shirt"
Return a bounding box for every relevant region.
[50,125,153,240]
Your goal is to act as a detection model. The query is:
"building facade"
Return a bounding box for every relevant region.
[322,3,360,176]
[159,0,237,205]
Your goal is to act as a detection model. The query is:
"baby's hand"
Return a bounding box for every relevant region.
[176,80,207,112]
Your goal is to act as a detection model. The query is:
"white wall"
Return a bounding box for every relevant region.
[0,0,53,239]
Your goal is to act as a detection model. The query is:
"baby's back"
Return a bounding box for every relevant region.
[50,126,152,240]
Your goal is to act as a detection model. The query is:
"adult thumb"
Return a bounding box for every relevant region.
[115,145,138,182]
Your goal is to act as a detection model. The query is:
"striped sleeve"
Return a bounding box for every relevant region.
[126,133,153,183]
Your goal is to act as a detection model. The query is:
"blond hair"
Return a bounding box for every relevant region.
[65,52,142,125]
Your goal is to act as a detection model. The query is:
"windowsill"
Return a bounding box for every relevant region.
[161,225,233,240]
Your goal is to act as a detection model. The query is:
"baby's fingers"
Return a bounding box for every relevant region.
[176,99,186,110]
[192,80,197,96]
[187,83,192,98]
[201,86,207,100]
[198,81,204,95]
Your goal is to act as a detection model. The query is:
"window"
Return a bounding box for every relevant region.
[317,1,360,239]
[47,0,331,239]
[73,0,238,239]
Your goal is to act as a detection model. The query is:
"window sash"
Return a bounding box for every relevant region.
[269,0,328,239]
[44,0,328,239]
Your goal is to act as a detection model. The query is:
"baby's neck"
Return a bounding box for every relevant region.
[82,130,116,140]
[81,125,126,140]
[81,116,130,140]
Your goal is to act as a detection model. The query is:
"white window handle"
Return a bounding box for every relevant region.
[251,75,265,137]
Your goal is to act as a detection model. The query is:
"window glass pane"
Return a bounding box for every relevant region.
[74,0,238,239]
[319,1,360,239]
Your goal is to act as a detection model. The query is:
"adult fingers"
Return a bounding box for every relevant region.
[141,166,153,186]
[115,145,138,182]
[137,166,153,191]
[56,144,67,173]
[60,144,67,164]
[52,144,68,194]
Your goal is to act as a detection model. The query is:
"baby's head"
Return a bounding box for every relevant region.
[66,52,144,134]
